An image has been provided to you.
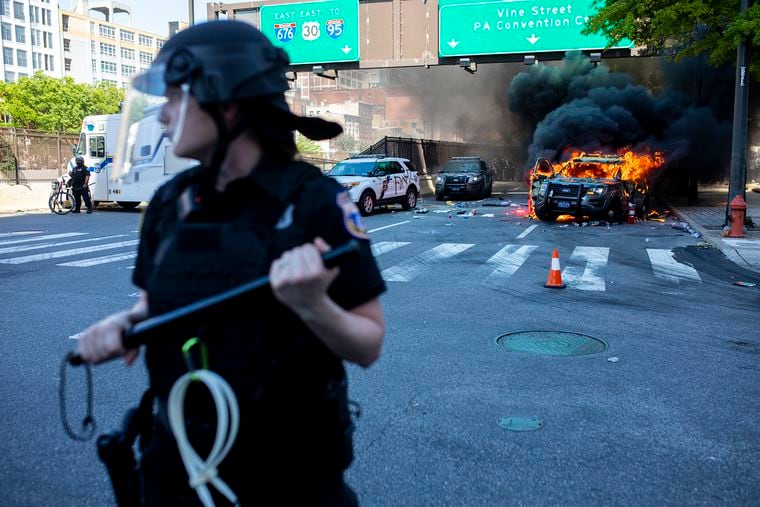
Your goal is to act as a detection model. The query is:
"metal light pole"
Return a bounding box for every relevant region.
[188,0,194,25]
[727,0,751,223]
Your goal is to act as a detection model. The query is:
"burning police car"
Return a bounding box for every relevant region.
[529,152,662,222]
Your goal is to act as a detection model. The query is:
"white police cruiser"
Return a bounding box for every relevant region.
[328,154,420,216]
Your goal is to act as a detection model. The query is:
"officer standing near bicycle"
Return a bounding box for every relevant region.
[68,155,93,213]
[76,20,386,506]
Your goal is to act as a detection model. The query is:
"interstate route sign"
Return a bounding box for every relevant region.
[439,0,633,58]
[260,0,359,65]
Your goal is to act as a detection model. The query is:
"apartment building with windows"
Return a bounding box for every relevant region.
[0,0,62,82]
[60,0,166,88]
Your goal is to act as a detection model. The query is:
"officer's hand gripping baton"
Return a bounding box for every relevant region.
[68,239,361,366]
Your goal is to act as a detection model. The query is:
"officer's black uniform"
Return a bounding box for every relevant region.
[69,163,93,213]
[132,154,385,505]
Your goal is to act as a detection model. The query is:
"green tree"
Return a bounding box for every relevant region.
[585,0,760,79]
[335,135,359,153]
[0,73,124,132]
[296,135,321,154]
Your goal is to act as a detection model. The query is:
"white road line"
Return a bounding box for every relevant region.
[0,234,126,254]
[482,244,538,287]
[0,231,43,238]
[0,232,87,246]
[381,243,474,282]
[367,221,410,233]
[0,240,139,264]
[647,249,701,283]
[562,246,610,291]
[516,224,538,239]
[58,252,137,267]
[371,241,410,256]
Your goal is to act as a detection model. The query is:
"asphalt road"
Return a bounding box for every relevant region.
[0,189,758,506]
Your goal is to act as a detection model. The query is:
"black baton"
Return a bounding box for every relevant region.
[68,240,360,366]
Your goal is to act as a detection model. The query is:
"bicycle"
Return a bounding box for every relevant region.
[49,176,75,215]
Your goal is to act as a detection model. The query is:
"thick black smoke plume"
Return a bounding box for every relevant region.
[508,52,734,184]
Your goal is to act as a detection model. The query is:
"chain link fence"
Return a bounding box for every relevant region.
[0,128,79,184]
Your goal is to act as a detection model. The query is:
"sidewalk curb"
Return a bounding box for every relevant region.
[670,205,760,274]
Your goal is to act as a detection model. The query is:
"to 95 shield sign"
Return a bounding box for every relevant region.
[260,0,359,65]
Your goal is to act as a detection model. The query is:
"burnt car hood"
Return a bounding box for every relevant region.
[552,176,620,185]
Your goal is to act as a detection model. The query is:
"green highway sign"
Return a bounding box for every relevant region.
[260,0,359,65]
[439,0,633,57]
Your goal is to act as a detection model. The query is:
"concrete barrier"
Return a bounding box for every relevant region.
[0,182,52,213]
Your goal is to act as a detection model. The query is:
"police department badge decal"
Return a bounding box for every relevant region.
[336,191,368,239]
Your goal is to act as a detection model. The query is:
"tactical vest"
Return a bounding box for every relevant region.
[143,161,354,474]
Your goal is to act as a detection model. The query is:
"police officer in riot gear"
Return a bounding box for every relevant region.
[76,20,386,506]
[69,155,93,213]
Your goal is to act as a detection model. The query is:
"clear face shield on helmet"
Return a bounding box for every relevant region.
[111,64,196,184]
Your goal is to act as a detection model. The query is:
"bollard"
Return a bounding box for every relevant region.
[729,195,747,238]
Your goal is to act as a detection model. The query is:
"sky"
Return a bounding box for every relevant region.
[60,0,209,37]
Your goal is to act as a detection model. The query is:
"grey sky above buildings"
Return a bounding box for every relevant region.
[61,0,209,37]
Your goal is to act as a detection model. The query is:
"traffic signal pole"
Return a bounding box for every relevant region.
[727,0,751,224]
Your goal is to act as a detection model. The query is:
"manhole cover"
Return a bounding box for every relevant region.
[495,331,607,356]
[498,416,543,432]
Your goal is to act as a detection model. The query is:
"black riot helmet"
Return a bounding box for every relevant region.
[75,155,85,165]
[131,20,342,143]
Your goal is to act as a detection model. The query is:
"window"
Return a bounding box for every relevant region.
[1,22,11,41]
[101,61,116,74]
[3,47,13,65]
[16,49,26,67]
[63,38,70,51]
[99,25,115,38]
[121,47,134,59]
[0,0,8,17]
[138,34,153,46]
[62,14,69,32]
[64,58,71,71]
[121,64,135,76]
[4,71,14,83]
[13,1,23,20]
[91,58,96,71]
[157,39,165,49]
[120,30,134,43]
[40,7,45,25]
[14,25,24,43]
[103,79,118,86]
[31,29,38,46]
[32,52,40,69]
[17,72,26,79]
[46,8,52,26]
[43,32,53,49]
[90,22,95,34]
[89,136,105,158]
[139,51,152,65]
[100,42,115,57]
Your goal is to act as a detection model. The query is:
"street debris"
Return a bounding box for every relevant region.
[481,213,495,217]
[483,201,511,207]
[670,219,701,238]
[696,242,712,249]
[607,357,619,363]
[733,281,757,288]
[414,208,429,214]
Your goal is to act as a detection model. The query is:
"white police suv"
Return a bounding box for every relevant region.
[328,155,420,216]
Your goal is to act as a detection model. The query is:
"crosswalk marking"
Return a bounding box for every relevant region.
[0,231,44,238]
[0,234,126,255]
[371,241,410,256]
[480,244,538,287]
[367,221,410,234]
[0,232,87,246]
[0,240,139,265]
[57,252,138,267]
[562,247,610,291]
[516,224,538,239]
[381,243,474,282]
[647,249,701,283]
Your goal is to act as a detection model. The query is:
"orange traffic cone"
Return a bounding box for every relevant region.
[544,249,566,288]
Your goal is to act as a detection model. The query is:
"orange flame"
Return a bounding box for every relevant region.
[553,149,665,185]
